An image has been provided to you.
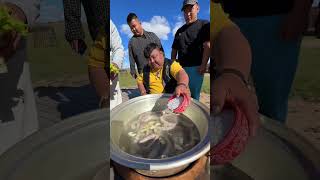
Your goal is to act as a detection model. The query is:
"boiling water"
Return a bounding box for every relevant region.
[118,110,200,159]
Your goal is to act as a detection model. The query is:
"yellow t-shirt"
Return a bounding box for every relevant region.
[88,31,107,68]
[137,61,182,94]
[211,2,235,41]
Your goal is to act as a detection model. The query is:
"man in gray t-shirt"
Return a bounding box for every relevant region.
[127,13,162,79]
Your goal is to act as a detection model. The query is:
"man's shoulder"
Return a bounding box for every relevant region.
[198,19,210,23]
[128,37,136,45]
[175,24,188,33]
[145,31,159,38]
[197,19,210,27]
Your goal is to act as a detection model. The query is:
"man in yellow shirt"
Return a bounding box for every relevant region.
[137,43,190,99]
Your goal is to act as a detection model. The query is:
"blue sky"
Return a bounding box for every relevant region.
[111,0,210,69]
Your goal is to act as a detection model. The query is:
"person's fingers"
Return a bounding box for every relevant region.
[71,40,79,52]
[238,91,260,137]
[211,80,227,115]
[175,87,181,97]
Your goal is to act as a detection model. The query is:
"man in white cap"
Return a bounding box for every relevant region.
[171,0,210,101]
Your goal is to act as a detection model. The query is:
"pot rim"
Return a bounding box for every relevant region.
[110,93,210,171]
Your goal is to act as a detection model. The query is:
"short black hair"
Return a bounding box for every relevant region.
[144,43,164,59]
[127,13,138,24]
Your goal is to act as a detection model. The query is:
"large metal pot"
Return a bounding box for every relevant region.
[0,109,109,180]
[211,116,320,180]
[110,94,211,177]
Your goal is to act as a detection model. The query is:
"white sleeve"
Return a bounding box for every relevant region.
[110,20,124,69]
[5,0,40,26]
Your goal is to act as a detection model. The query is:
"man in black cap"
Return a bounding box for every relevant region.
[171,0,210,100]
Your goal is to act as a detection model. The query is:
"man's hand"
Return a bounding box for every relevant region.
[280,0,311,41]
[175,83,191,98]
[211,73,260,137]
[280,10,308,41]
[110,63,119,81]
[130,72,137,79]
[198,64,207,75]
[70,40,79,52]
[69,39,87,55]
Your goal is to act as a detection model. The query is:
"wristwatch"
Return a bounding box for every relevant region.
[177,83,188,89]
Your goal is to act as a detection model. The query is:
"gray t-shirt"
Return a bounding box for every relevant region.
[128,30,161,74]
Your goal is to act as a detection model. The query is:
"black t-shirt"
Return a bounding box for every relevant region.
[172,19,210,67]
[221,0,294,17]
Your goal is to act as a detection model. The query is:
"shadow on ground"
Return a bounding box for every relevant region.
[34,85,99,120]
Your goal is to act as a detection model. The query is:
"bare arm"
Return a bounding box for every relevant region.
[175,69,189,86]
[88,66,109,99]
[174,68,190,97]
[137,82,147,95]
[199,41,210,74]
[171,48,178,60]
[128,43,137,78]
[212,26,259,136]
[281,0,313,40]
[214,26,251,80]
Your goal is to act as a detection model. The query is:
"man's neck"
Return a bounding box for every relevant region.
[186,18,198,25]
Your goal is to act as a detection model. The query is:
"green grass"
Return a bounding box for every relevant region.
[119,71,136,87]
[291,46,320,100]
[27,22,92,82]
[201,74,210,93]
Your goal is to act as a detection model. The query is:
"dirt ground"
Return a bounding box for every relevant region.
[199,93,320,151]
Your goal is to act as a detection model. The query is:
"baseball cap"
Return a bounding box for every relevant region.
[181,0,198,11]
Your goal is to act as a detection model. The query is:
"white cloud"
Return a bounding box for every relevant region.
[142,16,171,40]
[172,16,185,36]
[120,24,133,38]
[120,16,171,40]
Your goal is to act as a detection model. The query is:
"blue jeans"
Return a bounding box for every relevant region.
[232,15,301,123]
[183,66,204,100]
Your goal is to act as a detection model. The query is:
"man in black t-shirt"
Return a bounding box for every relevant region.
[171,0,210,100]
[220,0,313,123]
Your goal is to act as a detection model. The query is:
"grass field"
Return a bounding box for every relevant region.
[291,47,320,99]
[27,22,320,99]
[27,22,91,82]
